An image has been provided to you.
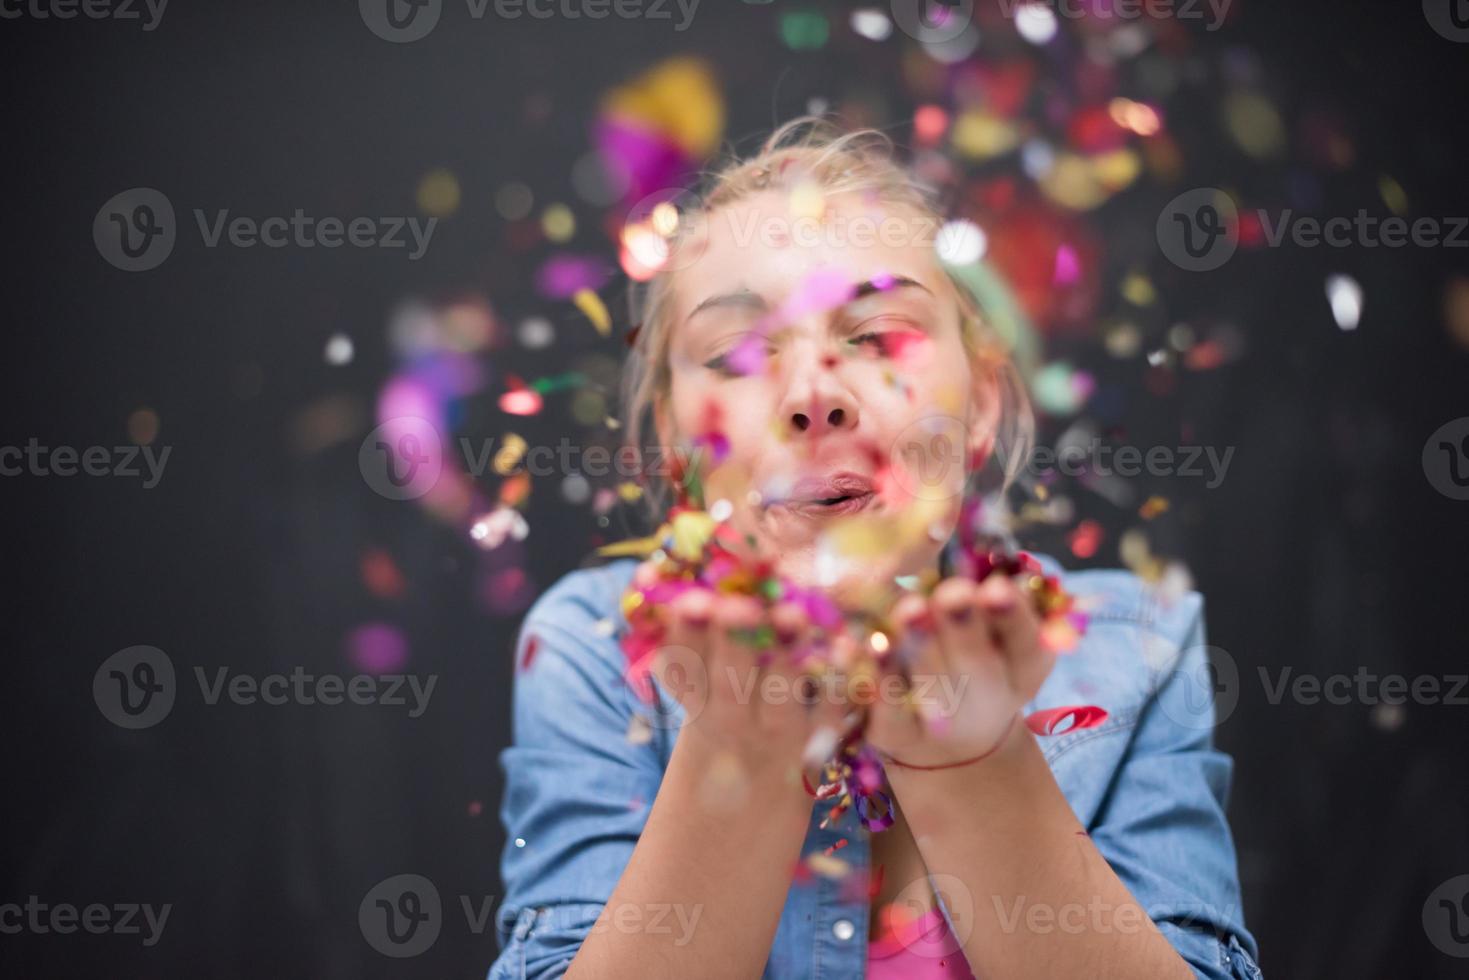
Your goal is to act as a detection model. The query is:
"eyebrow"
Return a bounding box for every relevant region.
[684,275,933,326]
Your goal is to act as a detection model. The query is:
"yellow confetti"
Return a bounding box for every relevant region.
[573,288,611,337]
[951,110,1019,160]
[599,533,663,559]
[493,433,528,475]
[1139,496,1170,520]
[417,168,461,217]
[1090,147,1142,193]
[670,510,716,561]
[805,854,851,879]
[1378,175,1409,216]
[542,203,576,242]
[602,57,725,158]
[1120,272,1156,307]
[789,180,825,220]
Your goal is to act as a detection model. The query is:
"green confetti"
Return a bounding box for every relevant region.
[780,10,828,50]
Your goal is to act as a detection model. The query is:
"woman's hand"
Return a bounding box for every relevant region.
[864,572,1057,768]
[652,584,849,797]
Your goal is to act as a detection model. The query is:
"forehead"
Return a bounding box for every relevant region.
[669,189,949,323]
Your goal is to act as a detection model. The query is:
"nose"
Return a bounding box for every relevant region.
[777,343,859,437]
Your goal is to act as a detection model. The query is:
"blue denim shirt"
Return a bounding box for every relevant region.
[488,554,1263,979]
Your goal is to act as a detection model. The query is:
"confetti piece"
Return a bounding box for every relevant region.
[1139,496,1170,520]
[1025,705,1109,736]
[573,288,611,337]
[493,434,528,475]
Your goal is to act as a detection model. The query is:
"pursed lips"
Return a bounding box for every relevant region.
[767,472,878,515]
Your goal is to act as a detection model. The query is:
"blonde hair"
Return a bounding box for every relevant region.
[619,115,1035,521]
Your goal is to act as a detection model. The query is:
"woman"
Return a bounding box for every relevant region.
[487,118,1263,979]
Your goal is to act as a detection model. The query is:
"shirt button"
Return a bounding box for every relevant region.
[832,918,855,941]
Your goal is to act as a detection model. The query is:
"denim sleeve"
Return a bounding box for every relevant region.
[486,574,665,980]
[1088,596,1264,980]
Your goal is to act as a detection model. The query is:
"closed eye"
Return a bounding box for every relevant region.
[845,327,927,360]
[703,337,777,377]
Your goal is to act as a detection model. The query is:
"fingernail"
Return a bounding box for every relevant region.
[947,605,972,624]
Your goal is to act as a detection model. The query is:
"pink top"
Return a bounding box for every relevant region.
[866,906,976,980]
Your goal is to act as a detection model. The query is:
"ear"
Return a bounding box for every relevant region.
[965,352,1003,475]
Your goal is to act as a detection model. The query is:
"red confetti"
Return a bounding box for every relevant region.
[1026,705,1109,736]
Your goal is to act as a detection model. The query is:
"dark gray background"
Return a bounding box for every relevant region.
[2,1,1467,977]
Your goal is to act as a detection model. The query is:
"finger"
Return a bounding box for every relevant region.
[710,594,764,715]
[762,602,812,729]
[929,576,1008,737]
[977,572,1049,698]
[652,591,717,726]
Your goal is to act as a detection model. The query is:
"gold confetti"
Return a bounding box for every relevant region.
[493,433,528,475]
[573,288,611,337]
[1139,495,1170,520]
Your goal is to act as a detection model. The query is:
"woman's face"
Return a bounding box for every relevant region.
[657,189,998,604]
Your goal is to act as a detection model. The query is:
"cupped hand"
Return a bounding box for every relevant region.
[653,587,850,793]
[863,572,1057,769]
